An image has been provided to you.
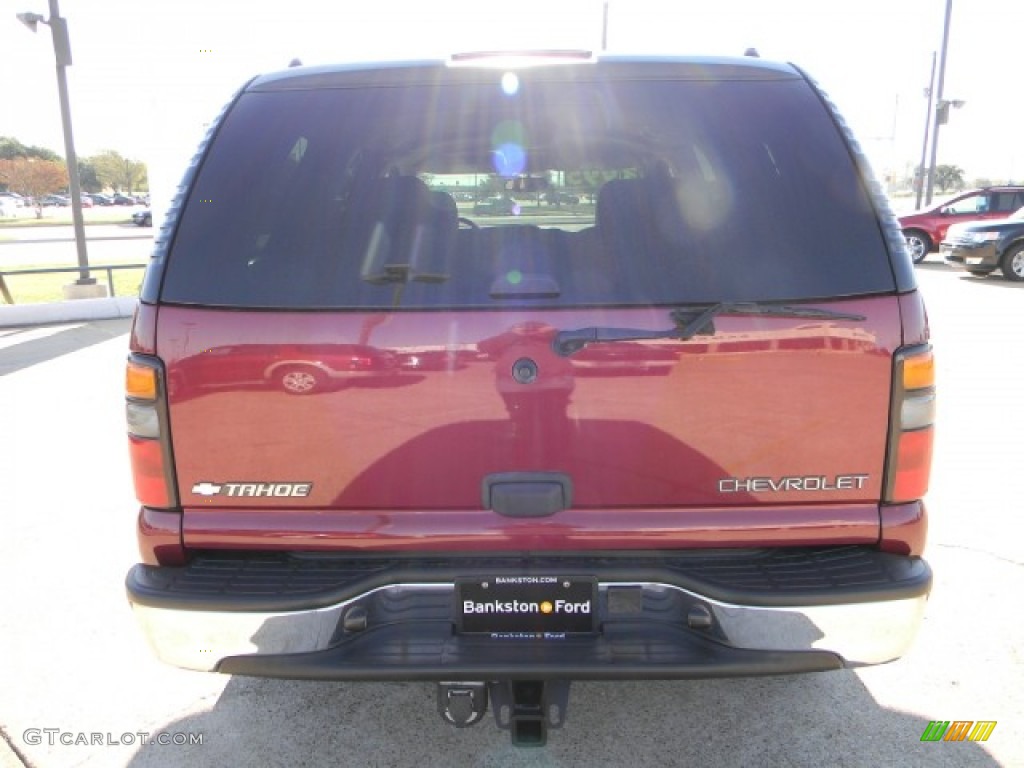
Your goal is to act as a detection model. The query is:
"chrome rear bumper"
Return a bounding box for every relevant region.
[132,581,927,674]
[127,548,930,677]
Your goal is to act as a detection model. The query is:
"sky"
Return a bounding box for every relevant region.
[3,0,1022,201]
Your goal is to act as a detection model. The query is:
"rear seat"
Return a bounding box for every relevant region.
[340,178,687,307]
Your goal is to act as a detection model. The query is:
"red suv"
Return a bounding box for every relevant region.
[899,186,1024,263]
[125,53,934,746]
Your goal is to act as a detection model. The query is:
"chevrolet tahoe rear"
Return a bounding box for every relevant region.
[125,53,933,745]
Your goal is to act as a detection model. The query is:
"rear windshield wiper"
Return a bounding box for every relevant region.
[552,302,867,357]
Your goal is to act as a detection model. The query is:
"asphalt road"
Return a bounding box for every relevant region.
[0,263,1021,767]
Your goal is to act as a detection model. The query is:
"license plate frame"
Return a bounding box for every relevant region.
[455,576,597,637]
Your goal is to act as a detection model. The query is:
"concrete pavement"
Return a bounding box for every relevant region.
[1,737,25,768]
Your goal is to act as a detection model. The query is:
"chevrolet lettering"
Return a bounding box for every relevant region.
[718,474,871,494]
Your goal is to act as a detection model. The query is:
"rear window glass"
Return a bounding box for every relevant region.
[161,71,894,309]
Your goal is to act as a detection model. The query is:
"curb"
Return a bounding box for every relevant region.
[0,296,137,328]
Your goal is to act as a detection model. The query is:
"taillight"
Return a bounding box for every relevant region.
[884,346,935,503]
[126,355,178,508]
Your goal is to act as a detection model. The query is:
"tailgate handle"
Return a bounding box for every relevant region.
[482,473,573,518]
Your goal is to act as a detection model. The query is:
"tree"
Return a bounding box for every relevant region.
[0,158,69,217]
[77,160,101,193]
[89,150,148,194]
[934,164,965,193]
[0,136,61,162]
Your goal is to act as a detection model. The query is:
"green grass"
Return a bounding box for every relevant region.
[0,261,145,304]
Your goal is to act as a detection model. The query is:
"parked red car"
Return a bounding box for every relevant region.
[166,342,400,399]
[899,186,1024,263]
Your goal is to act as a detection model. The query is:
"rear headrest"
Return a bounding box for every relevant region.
[363,176,434,225]
[351,178,465,282]
[428,190,458,230]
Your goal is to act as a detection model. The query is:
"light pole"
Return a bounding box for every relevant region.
[601,2,608,51]
[924,0,954,206]
[914,52,936,210]
[17,0,94,288]
[925,96,966,203]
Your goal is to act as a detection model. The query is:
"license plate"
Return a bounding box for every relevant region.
[456,576,597,636]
